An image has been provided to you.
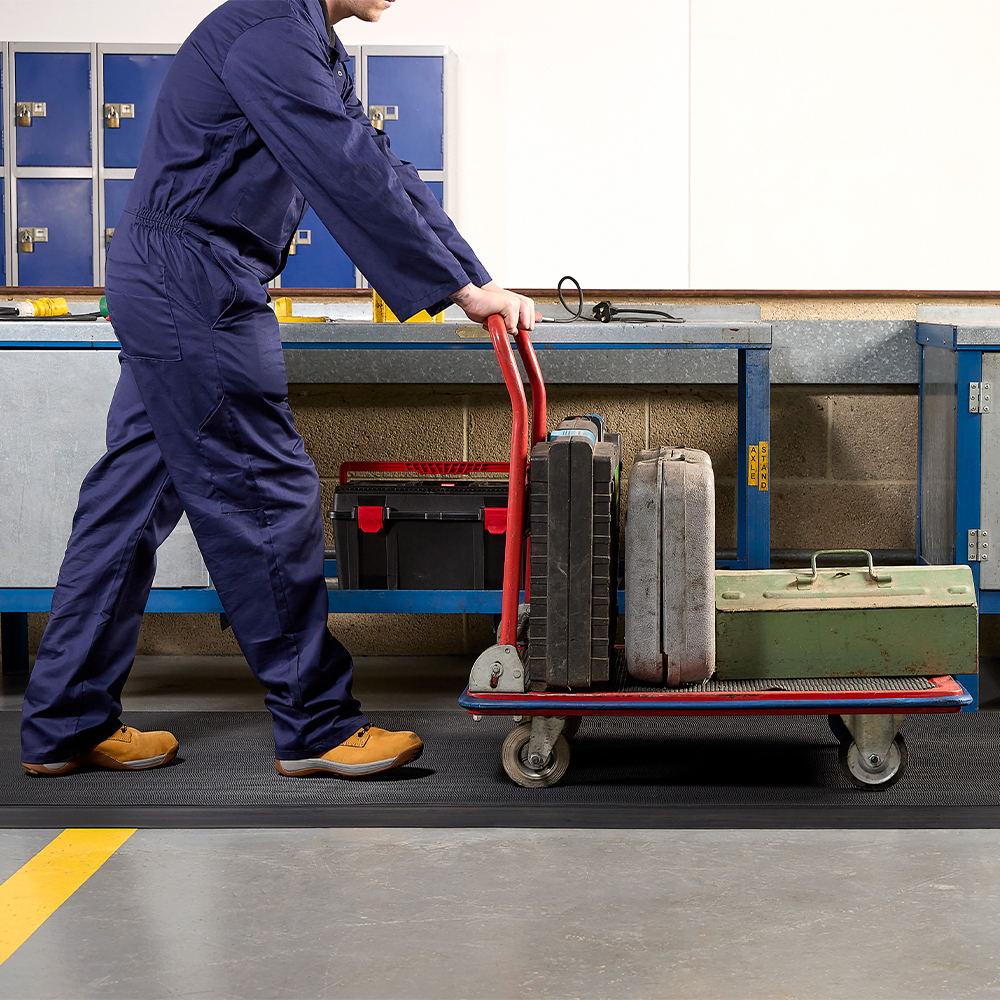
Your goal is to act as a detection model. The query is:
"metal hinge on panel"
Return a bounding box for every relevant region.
[16,102,46,127]
[968,529,990,562]
[970,382,992,413]
[104,103,135,129]
[18,228,48,253]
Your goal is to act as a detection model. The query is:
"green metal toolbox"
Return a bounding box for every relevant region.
[715,550,978,680]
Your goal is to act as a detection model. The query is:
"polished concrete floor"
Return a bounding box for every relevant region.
[1,655,999,999]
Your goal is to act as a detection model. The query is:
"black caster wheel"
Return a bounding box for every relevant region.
[839,732,909,790]
[561,716,582,740]
[501,721,571,788]
[828,714,852,744]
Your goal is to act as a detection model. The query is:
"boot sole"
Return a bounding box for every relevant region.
[275,741,423,778]
[22,742,179,776]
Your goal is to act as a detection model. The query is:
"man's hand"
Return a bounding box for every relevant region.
[450,282,535,334]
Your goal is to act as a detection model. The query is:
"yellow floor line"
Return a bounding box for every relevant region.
[0,828,136,966]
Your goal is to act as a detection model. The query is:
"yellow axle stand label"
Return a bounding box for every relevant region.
[748,442,769,491]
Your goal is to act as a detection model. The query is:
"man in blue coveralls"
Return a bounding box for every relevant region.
[20,0,533,778]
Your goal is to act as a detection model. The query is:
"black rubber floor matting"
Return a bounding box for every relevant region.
[4,710,1000,829]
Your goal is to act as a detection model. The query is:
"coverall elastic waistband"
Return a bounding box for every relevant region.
[127,208,213,246]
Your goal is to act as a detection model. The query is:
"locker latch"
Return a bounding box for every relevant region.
[970,382,992,414]
[104,103,135,129]
[968,529,990,562]
[368,105,399,129]
[105,228,116,246]
[18,228,48,254]
[287,229,311,256]
[16,102,46,127]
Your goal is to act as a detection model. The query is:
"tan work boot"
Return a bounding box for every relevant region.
[276,724,423,777]
[22,725,179,776]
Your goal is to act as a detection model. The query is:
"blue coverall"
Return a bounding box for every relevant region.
[21,0,491,764]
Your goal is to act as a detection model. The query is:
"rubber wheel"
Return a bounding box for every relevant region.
[839,732,909,790]
[561,716,582,740]
[501,722,571,788]
[828,714,852,744]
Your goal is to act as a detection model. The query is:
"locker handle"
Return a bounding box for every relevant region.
[18,228,49,254]
[16,102,46,127]
[104,103,135,129]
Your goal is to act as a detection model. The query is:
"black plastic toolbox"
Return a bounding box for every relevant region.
[528,416,622,689]
[330,468,514,590]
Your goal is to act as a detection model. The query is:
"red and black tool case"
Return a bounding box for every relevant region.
[330,462,515,591]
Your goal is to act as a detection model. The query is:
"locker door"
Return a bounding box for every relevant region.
[279,206,355,288]
[14,52,92,167]
[366,56,444,170]
[104,177,132,250]
[103,53,174,169]
[17,179,94,286]
[424,181,444,207]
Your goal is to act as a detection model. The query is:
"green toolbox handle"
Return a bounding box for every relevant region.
[803,549,893,587]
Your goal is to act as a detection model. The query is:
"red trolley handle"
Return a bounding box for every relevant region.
[488,313,547,647]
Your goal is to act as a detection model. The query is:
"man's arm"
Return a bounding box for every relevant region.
[337,69,492,289]
[223,15,470,321]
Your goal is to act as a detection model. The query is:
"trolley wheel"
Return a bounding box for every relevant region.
[561,716,582,740]
[501,722,571,788]
[828,714,852,744]
[838,732,909,790]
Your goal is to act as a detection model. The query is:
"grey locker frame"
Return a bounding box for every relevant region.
[1,42,11,286]
[8,42,100,287]
[95,43,179,285]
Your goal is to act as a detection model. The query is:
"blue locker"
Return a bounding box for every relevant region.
[424,181,444,207]
[279,205,355,288]
[1,189,5,284]
[103,53,174,169]
[367,56,444,170]
[104,177,132,247]
[15,52,92,168]
[17,179,93,286]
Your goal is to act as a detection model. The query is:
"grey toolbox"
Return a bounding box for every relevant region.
[528,417,622,690]
[625,446,716,686]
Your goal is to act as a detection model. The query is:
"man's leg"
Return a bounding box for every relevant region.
[21,364,184,763]
[107,221,371,760]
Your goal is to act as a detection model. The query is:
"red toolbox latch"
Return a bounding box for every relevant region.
[484,507,508,535]
[357,506,385,533]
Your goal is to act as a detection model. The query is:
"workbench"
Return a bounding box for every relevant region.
[0,316,773,674]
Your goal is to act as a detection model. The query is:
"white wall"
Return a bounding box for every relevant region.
[0,0,689,291]
[690,0,1000,290]
[3,0,997,290]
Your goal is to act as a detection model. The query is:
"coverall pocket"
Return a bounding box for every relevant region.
[105,259,182,362]
[198,399,264,514]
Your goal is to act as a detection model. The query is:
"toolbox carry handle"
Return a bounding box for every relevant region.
[803,549,893,586]
[488,314,546,646]
[339,461,508,485]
